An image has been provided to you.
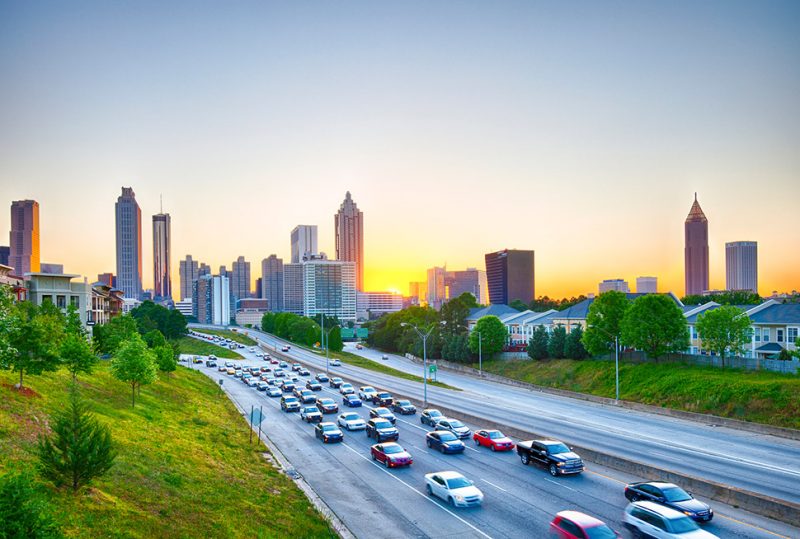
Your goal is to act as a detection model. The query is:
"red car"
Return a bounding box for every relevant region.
[270,359,279,365]
[370,442,413,468]
[472,429,515,451]
[549,511,619,539]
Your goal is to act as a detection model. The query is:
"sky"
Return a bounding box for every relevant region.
[1,1,798,299]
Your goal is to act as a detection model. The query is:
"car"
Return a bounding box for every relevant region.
[315,422,343,443]
[281,346,290,352]
[550,511,620,539]
[369,407,397,425]
[623,501,719,538]
[266,386,282,397]
[473,429,515,452]
[329,377,344,388]
[306,381,322,391]
[426,431,465,454]
[249,347,256,352]
[316,397,339,414]
[192,356,203,364]
[245,377,259,387]
[205,359,217,367]
[371,442,413,468]
[358,386,378,401]
[260,366,270,372]
[315,373,330,383]
[355,344,363,350]
[270,358,279,365]
[330,359,341,366]
[297,368,309,376]
[266,377,279,386]
[291,363,302,372]
[234,370,243,378]
[300,406,323,423]
[339,383,355,396]
[434,418,471,439]
[208,354,217,360]
[424,471,483,508]
[420,409,444,426]
[391,400,416,415]
[224,361,234,368]
[217,365,227,372]
[279,361,289,368]
[381,354,389,360]
[298,389,317,404]
[280,396,300,412]
[365,418,399,442]
[226,368,236,375]
[273,369,285,378]
[280,381,296,393]
[517,440,585,476]
[256,381,268,391]
[371,392,393,406]
[342,394,363,408]
[624,482,713,523]
[337,412,366,431]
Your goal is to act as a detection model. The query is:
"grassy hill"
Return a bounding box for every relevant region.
[0,363,333,538]
[175,336,243,359]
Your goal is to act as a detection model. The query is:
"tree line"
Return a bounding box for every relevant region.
[260,312,344,353]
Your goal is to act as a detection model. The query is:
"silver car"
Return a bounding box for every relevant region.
[337,412,366,431]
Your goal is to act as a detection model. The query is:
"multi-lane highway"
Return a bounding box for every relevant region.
[188,330,800,539]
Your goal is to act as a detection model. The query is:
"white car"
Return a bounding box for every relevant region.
[337,412,366,431]
[330,359,341,366]
[424,471,483,508]
[623,502,718,538]
[358,386,378,401]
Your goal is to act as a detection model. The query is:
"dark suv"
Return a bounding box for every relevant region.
[517,439,584,476]
[371,392,394,407]
[624,482,713,522]
[365,418,399,442]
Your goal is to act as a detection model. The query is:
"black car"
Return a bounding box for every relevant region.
[280,381,296,393]
[298,389,317,404]
[280,396,301,412]
[624,482,713,522]
[316,397,339,414]
[205,359,217,367]
[425,431,465,454]
[517,440,584,476]
[391,400,416,415]
[420,408,443,426]
[306,381,322,391]
[371,392,394,407]
[300,406,323,423]
[315,373,330,383]
[315,422,343,443]
[329,377,344,388]
[365,418,399,442]
[369,407,397,425]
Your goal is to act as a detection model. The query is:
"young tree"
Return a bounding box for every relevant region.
[37,386,116,492]
[2,301,64,390]
[527,326,549,360]
[565,327,589,359]
[154,345,177,377]
[142,329,167,349]
[509,299,528,312]
[583,291,629,357]
[327,326,344,353]
[92,314,138,355]
[695,306,751,367]
[442,334,471,362]
[60,307,97,382]
[548,325,567,359]
[455,292,479,309]
[621,295,690,359]
[440,296,470,336]
[468,316,507,358]
[110,336,157,407]
[0,470,62,538]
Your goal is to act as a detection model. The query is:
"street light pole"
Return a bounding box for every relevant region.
[590,324,620,403]
[402,322,437,408]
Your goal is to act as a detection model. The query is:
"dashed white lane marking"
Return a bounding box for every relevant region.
[481,479,508,493]
[544,478,576,492]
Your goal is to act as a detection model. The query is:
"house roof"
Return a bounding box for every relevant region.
[553,293,675,320]
[756,343,785,352]
[749,303,800,325]
[467,304,520,321]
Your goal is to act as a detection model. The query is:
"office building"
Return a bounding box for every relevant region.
[219,265,227,277]
[446,268,488,305]
[192,274,230,326]
[199,263,211,277]
[726,241,758,294]
[255,277,263,299]
[484,249,535,305]
[334,191,364,291]
[9,200,40,275]
[115,187,142,299]
[40,263,64,274]
[152,213,171,300]
[0,246,9,266]
[262,254,284,311]
[235,298,270,326]
[636,276,658,294]
[408,281,425,305]
[357,291,403,321]
[179,255,199,301]
[684,194,709,297]
[291,225,318,263]
[230,256,251,300]
[97,272,116,288]
[283,263,304,315]
[303,259,357,322]
[426,266,448,310]
[599,279,630,294]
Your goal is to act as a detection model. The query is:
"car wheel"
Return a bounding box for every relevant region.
[426,484,432,496]
[490,444,496,452]
[439,445,445,454]
[629,494,639,502]
[384,459,391,469]
[371,452,376,461]
[448,496,455,507]
[521,453,530,465]
[631,528,644,539]
[427,440,432,448]
[474,438,480,446]
[549,464,558,477]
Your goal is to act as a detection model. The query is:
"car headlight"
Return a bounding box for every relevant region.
[557,462,565,467]
[455,495,464,502]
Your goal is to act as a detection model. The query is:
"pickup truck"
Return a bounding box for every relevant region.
[517,439,585,477]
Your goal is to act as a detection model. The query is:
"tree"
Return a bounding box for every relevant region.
[527,326,549,359]
[442,333,471,362]
[621,295,689,359]
[37,385,116,492]
[0,470,62,539]
[565,327,589,359]
[681,291,761,306]
[60,307,96,382]
[0,287,17,365]
[468,316,507,358]
[2,301,64,390]
[548,325,567,359]
[695,306,751,367]
[440,296,470,336]
[154,345,177,377]
[509,299,528,312]
[110,335,157,407]
[326,326,344,353]
[92,315,138,355]
[583,291,629,356]
[455,292,479,309]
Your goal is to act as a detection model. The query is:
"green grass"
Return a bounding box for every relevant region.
[194,328,257,346]
[477,359,800,430]
[0,364,333,538]
[176,336,243,359]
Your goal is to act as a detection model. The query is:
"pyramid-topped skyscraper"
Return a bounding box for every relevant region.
[684,193,709,296]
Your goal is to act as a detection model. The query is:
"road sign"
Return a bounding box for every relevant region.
[429,365,437,373]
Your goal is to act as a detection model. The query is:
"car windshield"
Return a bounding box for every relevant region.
[320,399,334,405]
[332,378,342,382]
[439,432,458,442]
[488,431,504,439]
[378,393,390,398]
[449,420,465,428]
[322,425,338,432]
[285,397,298,403]
[428,410,442,417]
[446,477,470,489]
[546,443,570,454]
[666,516,699,533]
[584,524,618,539]
[303,407,317,413]
[377,409,390,416]
[383,445,403,454]
[662,486,692,502]
[397,400,411,406]
[342,414,359,421]
[374,420,392,429]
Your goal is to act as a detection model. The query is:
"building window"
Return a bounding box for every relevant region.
[762,328,770,342]
[70,296,79,308]
[691,327,698,339]
[42,295,53,304]
[789,328,798,344]
[56,295,66,309]
[777,329,784,343]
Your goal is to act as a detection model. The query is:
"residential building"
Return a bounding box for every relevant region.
[262,255,284,311]
[484,249,535,305]
[334,191,364,291]
[175,298,193,318]
[25,272,91,327]
[152,213,172,300]
[9,200,40,275]
[192,274,230,326]
[0,263,27,301]
[684,193,709,296]
[599,279,630,294]
[726,241,758,294]
[291,225,318,263]
[97,272,115,288]
[636,276,658,294]
[426,266,448,310]
[303,259,357,322]
[283,263,304,315]
[357,291,403,321]
[230,256,251,300]
[0,246,9,266]
[235,298,269,326]
[115,187,142,299]
[179,255,199,301]
[89,283,123,326]
[219,265,227,277]
[466,304,520,332]
[40,263,64,274]
[446,268,488,305]
[199,263,211,277]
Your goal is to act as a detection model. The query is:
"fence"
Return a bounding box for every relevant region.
[609,350,799,374]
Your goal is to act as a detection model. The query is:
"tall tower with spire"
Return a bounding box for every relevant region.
[335,192,364,291]
[684,193,709,297]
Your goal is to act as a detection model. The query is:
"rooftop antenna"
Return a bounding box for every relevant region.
[694,192,697,202]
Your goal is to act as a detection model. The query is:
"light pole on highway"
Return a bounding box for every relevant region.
[401,322,440,408]
[589,324,620,402]
[476,330,483,376]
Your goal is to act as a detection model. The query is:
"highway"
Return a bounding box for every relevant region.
[187,335,800,538]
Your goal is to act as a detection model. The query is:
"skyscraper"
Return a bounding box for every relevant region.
[726,241,758,294]
[262,254,284,311]
[484,249,535,305]
[636,276,658,294]
[152,213,171,300]
[283,263,304,315]
[599,279,630,294]
[230,256,251,300]
[684,194,709,297]
[0,246,9,266]
[192,274,230,326]
[446,268,488,305]
[179,255,199,301]
[334,192,364,291]
[303,259,357,323]
[9,200,40,275]
[115,188,142,299]
[426,266,448,310]
[291,225,318,263]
